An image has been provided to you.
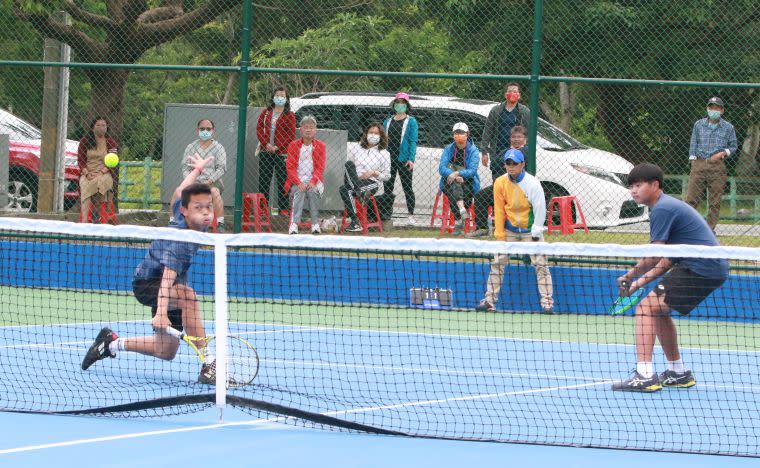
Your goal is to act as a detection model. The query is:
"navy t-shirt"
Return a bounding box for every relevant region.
[649,193,728,279]
[133,199,200,285]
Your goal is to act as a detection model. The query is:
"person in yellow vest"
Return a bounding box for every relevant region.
[475,149,554,314]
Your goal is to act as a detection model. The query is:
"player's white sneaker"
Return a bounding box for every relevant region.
[288,223,298,235]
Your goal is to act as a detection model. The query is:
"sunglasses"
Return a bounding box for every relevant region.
[505,161,521,166]
[198,127,213,131]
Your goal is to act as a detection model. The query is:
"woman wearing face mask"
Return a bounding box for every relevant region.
[181,119,227,230]
[438,122,480,235]
[340,123,392,232]
[383,92,419,226]
[256,86,297,217]
[78,117,118,222]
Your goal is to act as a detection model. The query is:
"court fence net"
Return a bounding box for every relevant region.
[1,217,759,456]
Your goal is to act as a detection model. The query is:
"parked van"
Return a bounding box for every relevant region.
[290,92,646,228]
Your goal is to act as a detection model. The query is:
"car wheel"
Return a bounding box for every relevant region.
[6,170,38,213]
[542,182,570,227]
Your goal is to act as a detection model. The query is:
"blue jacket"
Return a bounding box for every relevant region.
[438,140,480,193]
[383,115,418,163]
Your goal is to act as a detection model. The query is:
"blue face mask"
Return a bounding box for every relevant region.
[394,103,407,114]
[273,96,287,107]
[707,110,722,121]
[199,130,213,141]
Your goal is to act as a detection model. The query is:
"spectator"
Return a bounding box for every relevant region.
[686,96,737,230]
[475,149,554,314]
[182,119,227,231]
[256,86,297,216]
[340,123,391,232]
[481,82,531,182]
[78,117,118,222]
[438,122,481,235]
[285,115,325,235]
[468,125,528,237]
[383,92,419,225]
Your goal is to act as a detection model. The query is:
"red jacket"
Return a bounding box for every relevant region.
[256,108,296,154]
[285,138,326,194]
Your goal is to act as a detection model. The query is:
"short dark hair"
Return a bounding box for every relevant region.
[181,183,212,207]
[360,122,388,150]
[196,119,215,129]
[511,125,527,136]
[505,82,521,92]
[628,163,664,189]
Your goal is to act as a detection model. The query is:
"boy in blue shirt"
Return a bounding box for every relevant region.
[82,155,217,384]
[612,163,728,392]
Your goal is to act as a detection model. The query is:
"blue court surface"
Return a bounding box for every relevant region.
[2,409,760,468]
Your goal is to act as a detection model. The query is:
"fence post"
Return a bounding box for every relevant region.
[232,0,254,234]
[526,0,546,176]
[143,157,153,209]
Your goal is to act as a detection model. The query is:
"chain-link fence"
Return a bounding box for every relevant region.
[0,0,757,246]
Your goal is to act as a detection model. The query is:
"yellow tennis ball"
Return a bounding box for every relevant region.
[104,153,119,168]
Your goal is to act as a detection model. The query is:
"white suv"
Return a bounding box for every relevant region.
[289,92,647,228]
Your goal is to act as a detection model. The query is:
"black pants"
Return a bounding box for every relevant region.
[384,157,415,215]
[259,152,288,211]
[339,161,380,224]
[442,180,474,221]
[473,185,494,230]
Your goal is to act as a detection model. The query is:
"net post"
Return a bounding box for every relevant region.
[214,238,229,413]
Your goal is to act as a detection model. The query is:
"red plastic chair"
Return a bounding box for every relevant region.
[241,193,272,233]
[547,195,589,235]
[439,194,475,235]
[341,195,384,234]
[80,200,118,225]
[430,190,446,227]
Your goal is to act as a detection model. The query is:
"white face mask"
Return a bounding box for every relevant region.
[273,96,287,107]
[367,134,381,146]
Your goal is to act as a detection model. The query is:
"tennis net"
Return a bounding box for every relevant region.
[1,217,759,455]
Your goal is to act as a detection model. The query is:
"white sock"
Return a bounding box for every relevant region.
[668,359,685,373]
[108,338,123,355]
[217,217,225,223]
[636,361,654,378]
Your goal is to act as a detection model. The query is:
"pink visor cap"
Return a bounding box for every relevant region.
[395,92,410,101]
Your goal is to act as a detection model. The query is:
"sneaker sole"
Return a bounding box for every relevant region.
[612,384,663,392]
[662,380,696,388]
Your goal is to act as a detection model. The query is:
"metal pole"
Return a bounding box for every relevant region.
[54,14,71,213]
[526,0,545,175]
[233,0,254,233]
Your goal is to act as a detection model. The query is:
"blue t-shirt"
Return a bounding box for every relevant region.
[133,199,200,284]
[649,193,728,279]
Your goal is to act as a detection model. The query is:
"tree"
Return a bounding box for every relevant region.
[12,0,244,139]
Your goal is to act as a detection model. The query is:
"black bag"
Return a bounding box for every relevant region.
[373,192,395,221]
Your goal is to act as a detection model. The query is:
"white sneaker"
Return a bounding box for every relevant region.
[311,223,321,234]
[407,215,417,226]
[288,223,298,235]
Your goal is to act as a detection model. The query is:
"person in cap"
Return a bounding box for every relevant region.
[383,92,419,226]
[685,96,737,230]
[438,122,481,235]
[475,148,554,314]
[612,163,728,392]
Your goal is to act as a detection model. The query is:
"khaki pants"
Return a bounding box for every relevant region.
[484,232,554,310]
[685,159,727,230]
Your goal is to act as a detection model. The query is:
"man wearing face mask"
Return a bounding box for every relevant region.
[685,96,737,231]
[182,119,228,231]
[481,83,531,183]
[438,122,481,235]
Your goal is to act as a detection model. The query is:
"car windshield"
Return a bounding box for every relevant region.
[0,111,42,141]
[537,119,586,151]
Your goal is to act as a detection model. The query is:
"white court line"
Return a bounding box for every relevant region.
[0,379,610,455]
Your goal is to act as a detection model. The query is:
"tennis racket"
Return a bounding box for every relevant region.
[165,327,259,387]
[608,281,645,316]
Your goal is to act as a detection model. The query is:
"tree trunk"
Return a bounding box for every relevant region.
[222,72,236,105]
[596,84,653,165]
[558,81,575,133]
[736,122,759,177]
[85,68,130,140]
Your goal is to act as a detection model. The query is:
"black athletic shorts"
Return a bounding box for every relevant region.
[654,266,725,315]
[132,278,184,331]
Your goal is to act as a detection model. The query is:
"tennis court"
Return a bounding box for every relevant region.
[2,221,760,465]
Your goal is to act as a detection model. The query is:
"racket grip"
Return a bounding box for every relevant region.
[164,327,184,339]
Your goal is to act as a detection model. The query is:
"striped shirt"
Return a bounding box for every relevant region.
[688,118,737,160]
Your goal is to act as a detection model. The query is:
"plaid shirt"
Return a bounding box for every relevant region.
[688,117,737,160]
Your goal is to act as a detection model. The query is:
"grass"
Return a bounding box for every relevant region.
[118,165,162,210]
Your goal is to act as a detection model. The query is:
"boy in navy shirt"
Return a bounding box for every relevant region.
[612,163,728,392]
[82,155,217,384]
